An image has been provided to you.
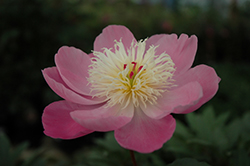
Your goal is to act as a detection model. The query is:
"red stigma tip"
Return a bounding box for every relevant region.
[138,66,143,72]
[131,62,137,70]
[124,64,127,70]
[129,71,134,79]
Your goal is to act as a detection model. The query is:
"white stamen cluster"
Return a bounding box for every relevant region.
[88,39,175,109]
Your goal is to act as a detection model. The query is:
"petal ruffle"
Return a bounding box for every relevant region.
[115,107,176,153]
[70,103,134,132]
[173,64,220,114]
[141,81,203,119]
[42,100,96,139]
[42,67,106,105]
[94,25,136,53]
[146,34,197,75]
[55,46,92,95]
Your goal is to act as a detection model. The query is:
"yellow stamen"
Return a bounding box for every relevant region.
[88,39,175,109]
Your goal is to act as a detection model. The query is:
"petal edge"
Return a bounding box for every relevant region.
[42,101,94,139]
[115,107,176,153]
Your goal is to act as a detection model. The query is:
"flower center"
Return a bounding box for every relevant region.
[88,39,175,108]
[124,62,144,85]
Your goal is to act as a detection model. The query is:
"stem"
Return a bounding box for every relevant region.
[129,150,138,166]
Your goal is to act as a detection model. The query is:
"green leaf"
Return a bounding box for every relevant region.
[226,118,242,146]
[202,106,216,124]
[186,106,230,146]
[241,113,250,144]
[149,154,166,166]
[212,127,228,150]
[94,132,122,151]
[186,138,212,146]
[199,106,216,141]
[21,149,45,166]
[168,158,211,166]
[164,137,193,155]
[242,112,250,132]
[186,112,200,134]
[0,132,12,166]
[213,111,230,128]
[10,141,29,163]
[230,149,250,166]
[186,110,213,141]
[28,159,47,166]
[174,120,193,138]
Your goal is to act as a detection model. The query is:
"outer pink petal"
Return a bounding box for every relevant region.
[115,107,176,153]
[94,25,136,52]
[42,67,106,105]
[141,81,203,119]
[70,103,134,132]
[55,46,92,95]
[42,100,98,139]
[173,64,220,114]
[146,34,197,75]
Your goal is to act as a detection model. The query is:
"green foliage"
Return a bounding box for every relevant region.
[74,132,165,166]
[168,158,210,166]
[0,132,46,166]
[230,149,250,166]
[72,132,210,166]
[2,105,250,166]
[164,106,250,166]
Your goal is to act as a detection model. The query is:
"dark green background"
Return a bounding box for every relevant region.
[1,0,250,165]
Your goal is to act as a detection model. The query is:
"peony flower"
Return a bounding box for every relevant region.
[42,25,220,153]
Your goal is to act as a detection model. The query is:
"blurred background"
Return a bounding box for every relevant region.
[1,0,250,165]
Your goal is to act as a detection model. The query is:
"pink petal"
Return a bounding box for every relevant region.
[173,64,220,114]
[146,34,197,75]
[141,81,203,119]
[94,25,136,52]
[42,100,97,139]
[88,52,95,58]
[70,103,134,132]
[55,46,92,96]
[115,107,176,153]
[42,67,106,105]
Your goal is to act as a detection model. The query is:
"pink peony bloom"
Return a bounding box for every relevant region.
[42,25,220,153]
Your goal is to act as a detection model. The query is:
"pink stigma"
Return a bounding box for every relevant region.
[129,71,134,79]
[123,62,144,79]
[131,62,137,70]
[124,64,127,70]
[138,66,143,72]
